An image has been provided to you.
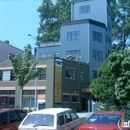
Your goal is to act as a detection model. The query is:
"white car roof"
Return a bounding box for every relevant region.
[30,108,72,115]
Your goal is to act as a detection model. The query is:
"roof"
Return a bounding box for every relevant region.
[30,108,72,115]
[94,111,125,115]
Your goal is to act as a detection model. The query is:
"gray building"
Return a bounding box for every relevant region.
[0,40,24,61]
[37,0,112,82]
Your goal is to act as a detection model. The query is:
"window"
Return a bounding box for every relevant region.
[72,95,78,102]
[93,50,103,61]
[38,70,46,80]
[106,35,107,43]
[17,110,27,120]
[66,68,75,79]
[93,70,97,79]
[0,112,8,125]
[2,70,10,81]
[92,31,102,43]
[57,113,65,126]
[79,5,90,14]
[64,111,72,123]
[70,111,79,120]
[66,50,81,57]
[67,31,80,41]
[0,70,2,81]
[9,90,15,95]
[23,98,30,108]
[63,95,69,102]
[9,111,21,123]
[1,91,9,95]
[80,73,84,81]
[10,70,15,81]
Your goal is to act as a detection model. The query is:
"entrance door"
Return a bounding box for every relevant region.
[81,98,86,111]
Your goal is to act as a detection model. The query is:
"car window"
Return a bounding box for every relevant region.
[57,113,65,126]
[22,114,54,127]
[0,112,8,125]
[17,110,27,120]
[86,114,122,125]
[64,111,72,123]
[70,110,79,120]
[9,110,21,123]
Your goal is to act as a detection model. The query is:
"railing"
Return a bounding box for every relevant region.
[40,42,61,47]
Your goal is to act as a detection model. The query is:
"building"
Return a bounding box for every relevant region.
[37,0,112,82]
[0,57,90,111]
[0,40,24,61]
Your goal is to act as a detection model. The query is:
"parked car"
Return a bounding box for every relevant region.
[78,111,130,130]
[0,108,27,130]
[18,108,85,130]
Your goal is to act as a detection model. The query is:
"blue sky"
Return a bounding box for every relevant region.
[0,0,56,50]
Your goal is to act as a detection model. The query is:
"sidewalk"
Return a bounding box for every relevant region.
[77,112,93,118]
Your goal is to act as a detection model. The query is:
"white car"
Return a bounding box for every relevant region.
[18,108,85,130]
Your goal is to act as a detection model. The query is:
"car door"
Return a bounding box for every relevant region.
[67,110,85,130]
[0,112,10,130]
[57,112,70,130]
[9,110,21,130]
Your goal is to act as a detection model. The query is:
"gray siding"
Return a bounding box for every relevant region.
[0,41,24,61]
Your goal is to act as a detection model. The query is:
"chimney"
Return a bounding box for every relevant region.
[4,40,9,44]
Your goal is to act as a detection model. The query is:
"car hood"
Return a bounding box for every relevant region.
[78,124,119,130]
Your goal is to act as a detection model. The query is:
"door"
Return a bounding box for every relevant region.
[81,98,86,111]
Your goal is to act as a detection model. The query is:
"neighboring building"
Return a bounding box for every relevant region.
[37,0,112,82]
[0,57,90,111]
[0,40,24,61]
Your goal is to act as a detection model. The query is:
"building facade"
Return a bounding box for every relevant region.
[0,57,90,111]
[37,0,112,82]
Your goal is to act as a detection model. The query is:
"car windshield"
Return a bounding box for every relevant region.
[22,114,54,127]
[86,114,121,125]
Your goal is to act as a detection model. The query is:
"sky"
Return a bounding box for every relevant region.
[0,0,56,51]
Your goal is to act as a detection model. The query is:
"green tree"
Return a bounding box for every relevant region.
[8,44,45,109]
[108,49,130,106]
[90,50,130,107]
[109,0,130,51]
[90,61,119,106]
[37,0,71,43]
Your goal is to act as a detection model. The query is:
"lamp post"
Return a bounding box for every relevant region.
[28,34,38,111]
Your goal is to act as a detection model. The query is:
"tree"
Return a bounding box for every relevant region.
[37,0,71,43]
[109,0,130,51]
[90,61,119,106]
[90,49,130,107]
[108,49,130,106]
[8,44,45,109]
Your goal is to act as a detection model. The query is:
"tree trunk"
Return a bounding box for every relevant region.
[20,86,23,109]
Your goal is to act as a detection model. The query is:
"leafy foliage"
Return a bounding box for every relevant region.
[90,50,130,106]
[90,61,118,106]
[37,0,71,43]
[109,0,130,51]
[108,49,130,105]
[8,44,45,87]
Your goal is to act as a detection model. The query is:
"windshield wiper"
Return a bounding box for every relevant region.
[33,124,49,127]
